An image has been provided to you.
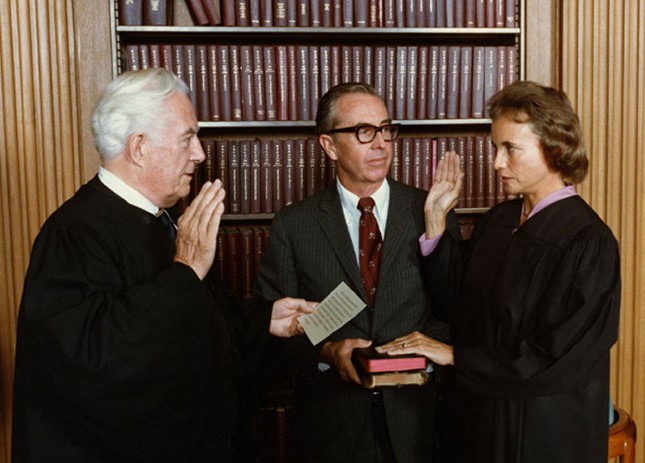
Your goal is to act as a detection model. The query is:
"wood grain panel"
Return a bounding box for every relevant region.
[0,1,82,461]
[561,1,645,461]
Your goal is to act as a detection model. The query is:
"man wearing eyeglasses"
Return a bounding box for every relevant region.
[255,83,450,463]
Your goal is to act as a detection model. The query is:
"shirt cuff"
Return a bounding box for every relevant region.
[419,233,442,256]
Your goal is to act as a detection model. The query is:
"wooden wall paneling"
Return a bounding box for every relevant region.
[561,1,645,462]
[0,1,87,461]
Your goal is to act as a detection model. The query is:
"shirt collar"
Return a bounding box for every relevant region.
[98,166,160,216]
[336,178,390,224]
[524,184,578,220]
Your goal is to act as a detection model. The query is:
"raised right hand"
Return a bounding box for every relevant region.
[424,151,464,238]
[174,180,226,280]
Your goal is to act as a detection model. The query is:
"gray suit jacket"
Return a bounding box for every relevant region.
[255,178,446,463]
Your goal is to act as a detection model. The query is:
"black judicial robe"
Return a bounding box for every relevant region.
[12,177,271,463]
[426,196,621,463]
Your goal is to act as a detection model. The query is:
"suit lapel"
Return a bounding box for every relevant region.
[317,187,364,295]
[380,180,416,280]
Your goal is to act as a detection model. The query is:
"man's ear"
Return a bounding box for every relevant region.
[319,134,338,161]
[125,133,147,167]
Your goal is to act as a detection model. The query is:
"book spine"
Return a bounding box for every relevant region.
[330,46,341,87]
[142,0,171,25]
[332,0,343,27]
[195,45,210,121]
[239,140,251,214]
[261,0,273,26]
[297,0,310,26]
[261,139,274,213]
[354,0,368,27]
[276,46,289,121]
[274,0,288,26]
[437,46,448,119]
[363,46,373,86]
[413,138,422,189]
[185,0,208,25]
[159,44,174,73]
[352,46,363,83]
[118,0,142,25]
[384,46,396,117]
[406,46,418,120]
[217,45,232,121]
[507,45,518,84]
[183,45,198,111]
[389,138,400,181]
[395,46,407,120]
[471,46,485,118]
[272,140,284,211]
[139,45,149,70]
[496,45,506,91]
[287,0,297,26]
[455,0,465,27]
[172,44,185,91]
[202,138,216,182]
[125,44,139,71]
[201,0,221,25]
[436,0,446,27]
[239,227,254,299]
[465,0,476,27]
[215,140,229,210]
[207,45,221,121]
[283,140,295,207]
[310,47,321,116]
[420,137,432,191]
[427,46,439,119]
[148,44,160,68]
[459,46,472,119]
[237,0,251,26]
[343,0,353,26]
[228,141,241,214]
[476,0,486,27]
[505,0,516,27]
[416,46,428,120]
[221,0,236,25]
[496,0,505,27]
[321,0,333,26]
[242,45,257,120]
[251,140,262,213]
[287,46,298,120]
[251,45,269,121]
[474,136,485,207]
[483,46,498,117]
[446,46,460,119]
[294,139,307,202]
[229,45,243,121]
[320,46,332,98]
[464,136,475,207]
[306,139,318,197]
[264,46,277,121]
[401,138,412,186]
[486,0,495,27]
[383,0,395,27]
[484,136,496,206]
[249,0,261,26]
[311,0,322,27]
[296,46,310,120]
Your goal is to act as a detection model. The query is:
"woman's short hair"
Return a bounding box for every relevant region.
[487,80,588,184]
[315,82,382,135]
[91,68,189,161]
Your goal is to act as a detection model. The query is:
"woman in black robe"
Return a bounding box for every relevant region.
[377,81,621,462]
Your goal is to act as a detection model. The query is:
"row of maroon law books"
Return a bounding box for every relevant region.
[193,134,507,217]
[123,43,518,122]
[220,0,518,28]
[118,0,518,28]
[213,225,270,300]
[118,0,221,25]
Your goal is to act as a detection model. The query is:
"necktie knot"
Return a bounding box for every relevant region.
[157,209,177,240]
[358,197,376,214]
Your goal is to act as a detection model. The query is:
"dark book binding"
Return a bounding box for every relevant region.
[118,0,142,25]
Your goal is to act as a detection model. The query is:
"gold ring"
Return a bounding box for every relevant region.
[402,342,407,348]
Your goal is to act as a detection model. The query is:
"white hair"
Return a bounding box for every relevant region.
[91,68,189,160]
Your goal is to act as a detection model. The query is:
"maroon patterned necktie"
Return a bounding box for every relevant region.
[358,197,383,307]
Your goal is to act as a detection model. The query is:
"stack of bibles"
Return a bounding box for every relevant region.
[353,348,429,389]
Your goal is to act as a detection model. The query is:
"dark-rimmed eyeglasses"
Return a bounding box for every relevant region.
[325,123,400,144]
